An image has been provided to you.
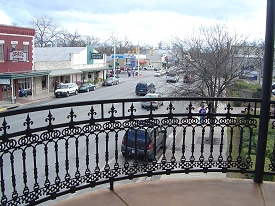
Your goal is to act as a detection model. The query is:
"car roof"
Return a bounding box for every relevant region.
[137,82,151,85]
[145,93,160,97]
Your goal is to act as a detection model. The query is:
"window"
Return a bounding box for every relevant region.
[11,41,18,51]
[0,44,3,61]
[23,42,29,61]
[18,78,31,90]
[12,44,16,51]
[24,45,28,61]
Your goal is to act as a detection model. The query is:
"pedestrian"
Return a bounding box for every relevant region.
[54,80,58,92]
[132,70,134,77]
[19,87,28,97]
[199,104,206,124]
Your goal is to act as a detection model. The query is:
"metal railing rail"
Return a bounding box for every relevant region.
[0,97,274,205]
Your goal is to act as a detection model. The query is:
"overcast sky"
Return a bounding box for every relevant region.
[0,0,268,46]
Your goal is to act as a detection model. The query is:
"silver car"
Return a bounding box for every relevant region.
[102,77,119,86]
[140,93,163,109]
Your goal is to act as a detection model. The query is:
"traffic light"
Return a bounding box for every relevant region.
[151,48,154,56]
[136,47,138,54]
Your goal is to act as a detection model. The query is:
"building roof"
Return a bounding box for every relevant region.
[34,47,86,62]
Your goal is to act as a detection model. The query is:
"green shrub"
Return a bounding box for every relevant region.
[228,114,275,181]
[252,88,262,98]
[232,101,242,107]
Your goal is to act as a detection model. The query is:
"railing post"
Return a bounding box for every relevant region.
[254,0,275,183]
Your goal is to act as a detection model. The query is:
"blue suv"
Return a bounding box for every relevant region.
[135,82,156,96]
[121,127,165,160]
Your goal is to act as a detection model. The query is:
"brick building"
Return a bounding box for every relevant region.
[0,25,49,102]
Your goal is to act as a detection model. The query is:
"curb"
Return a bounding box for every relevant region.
[0,105,19,112]
[0,108,7,112]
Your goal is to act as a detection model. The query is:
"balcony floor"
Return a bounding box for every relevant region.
[51,177,275,206]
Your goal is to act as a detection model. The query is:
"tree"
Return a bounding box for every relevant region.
[80,36,101,48]
[56,30,84,47]
[29,15,63,47]
[168,23,263,111]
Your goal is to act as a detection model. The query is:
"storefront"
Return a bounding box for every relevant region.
[0,70,50,102]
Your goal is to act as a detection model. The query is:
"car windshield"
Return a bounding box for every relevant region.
[60,85,69,89]
[81,83,89,87]
[137,83,147,87]
[167,73,176,77]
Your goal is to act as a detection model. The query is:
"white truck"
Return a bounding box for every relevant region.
[143,65,154,70]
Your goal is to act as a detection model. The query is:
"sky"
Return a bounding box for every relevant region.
[0,0,268,47]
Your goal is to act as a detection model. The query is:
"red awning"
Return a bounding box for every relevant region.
[139,60,147,64]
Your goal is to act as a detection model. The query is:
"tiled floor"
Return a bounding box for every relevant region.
[51,177,275,206]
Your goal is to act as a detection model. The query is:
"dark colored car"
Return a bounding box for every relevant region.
[135,82,156,96]
[102,77,119,86]
[121,127,165,160]
[78,83,96,92]
[272,83,275,95]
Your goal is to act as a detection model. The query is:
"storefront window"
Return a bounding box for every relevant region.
[64,76,69,83]
[18,78,31,90]
[42,76,46,90]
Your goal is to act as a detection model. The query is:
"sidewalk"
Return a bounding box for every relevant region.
[0,72,145,112]
[0,92,54,112]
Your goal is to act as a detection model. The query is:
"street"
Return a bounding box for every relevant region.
[1,70,188,205]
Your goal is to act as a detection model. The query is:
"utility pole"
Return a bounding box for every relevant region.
[137,43,140,76]
[113,44,116,77]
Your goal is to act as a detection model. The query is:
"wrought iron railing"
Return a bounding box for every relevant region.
[0,97,275,205]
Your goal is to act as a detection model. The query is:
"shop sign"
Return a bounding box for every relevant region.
[91,53,103,59]
[0,79,10,84]
[9,51,27,61]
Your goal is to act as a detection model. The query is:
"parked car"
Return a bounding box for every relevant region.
[121,127,165,160]
[160,70,166,75]
[135,82,156,96]
[78,83,96,92]
[143,65,154,70]
[140,93,163,109]
[154,71,161,77]
[166,73,179,83]
[54,83,79,97]
[134,65,142,70]
[102,77,119,86]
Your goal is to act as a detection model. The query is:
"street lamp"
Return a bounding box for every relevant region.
[113,44,116,77]
[116,57,119,77]
[137,43,140,76]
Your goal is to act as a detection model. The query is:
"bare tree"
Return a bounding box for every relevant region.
[168,23,263,110]
[80,36,101,48]
[29,15,62,47]
[56,30,84,47]
[96,41,113,55]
